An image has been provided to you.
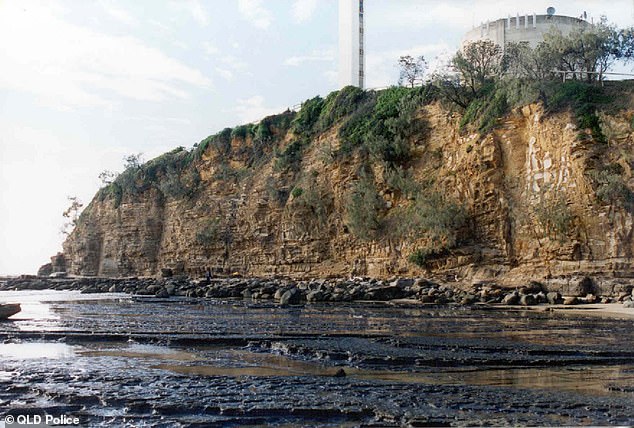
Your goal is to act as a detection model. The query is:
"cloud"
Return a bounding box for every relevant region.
[292,0,318,23]
[238,0,272,29]
[183,0,210,26]
[220,55,249,73]
[232,96,285,123]
[215,67,234,81]
[203,41,220,56]
[100,1,136,25]
[0,2,212,109]
[284,49,334,67]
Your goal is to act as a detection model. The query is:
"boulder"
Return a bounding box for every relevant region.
[502,291,520,305]
[37,263,53,277]
[563,296,578,305]
[520,294,537,306]
[546,291,562,305]
[280,288,301,305]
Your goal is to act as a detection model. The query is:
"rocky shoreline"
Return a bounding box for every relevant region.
[2,275,633,309]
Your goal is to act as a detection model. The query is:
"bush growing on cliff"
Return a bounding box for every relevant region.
[337,85,430,165]
[292,96,324,135]
[546,80,611,143]
[196,218,220,248]
[318,86,368,131]
[287,183,330,234]
[274,138,308,172]
[589,164,634,213]
[533,187,574,241]
[346,173,384,240]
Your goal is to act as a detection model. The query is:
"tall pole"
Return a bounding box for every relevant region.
[358,0,365,89]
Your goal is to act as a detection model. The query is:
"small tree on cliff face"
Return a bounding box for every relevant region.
[398,55,427,87]
[61,196,83,236]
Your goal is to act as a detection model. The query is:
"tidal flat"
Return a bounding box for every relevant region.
[1,289,633,427]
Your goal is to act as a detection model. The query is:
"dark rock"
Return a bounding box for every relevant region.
[502,291,520,305]
[546,291,562,305]
[520,294,537,306]
[155,288,169,298]
[520,281,543,295]
[460,294,477,305]
[333,368,346,378]
[576,276,595,297]
[161,268,173,278]
[280,288,301,305]
[37,262,53,277]
[390,278,414,289]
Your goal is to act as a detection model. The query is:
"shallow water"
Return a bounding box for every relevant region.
[1,290,633,426]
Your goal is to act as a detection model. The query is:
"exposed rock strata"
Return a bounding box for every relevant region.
[54,100,634,293]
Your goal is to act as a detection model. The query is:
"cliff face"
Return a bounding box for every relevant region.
[59,87,634,292]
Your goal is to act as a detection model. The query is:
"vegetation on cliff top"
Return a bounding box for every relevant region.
[80,18,634,272]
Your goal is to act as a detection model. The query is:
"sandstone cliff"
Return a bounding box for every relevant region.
[55,83,634,293]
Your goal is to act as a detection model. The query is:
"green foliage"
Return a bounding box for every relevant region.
[346,173,383,240]
[250,111,295,163]
[318,86,367,130]
[231,124,255,140]
[292,96,324,135]
[533,187,574,240]
[337,85,429,165]
[408,247,446,268]
[274,138,308,172]
[459,83,508,134]
[288,183,329,233]
[195,218,220,248]
[384,166,419,199]
[546,80,611,143]
[452,40,504,95]
[291,187,304,198]
[589,164,634,212]
[398,190,469,268]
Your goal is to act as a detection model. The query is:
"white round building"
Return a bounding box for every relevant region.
[462,8,590,48]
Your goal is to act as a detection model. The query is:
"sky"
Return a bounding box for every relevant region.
[1,0,632,275]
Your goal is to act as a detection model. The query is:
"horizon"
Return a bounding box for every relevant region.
[1,0,633,275]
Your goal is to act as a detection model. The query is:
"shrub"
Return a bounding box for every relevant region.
[546,80,611,144]
[533,187,574,240]
[288,184,329,233]
[408,247,447,268]
[318,86,368,130]
[459,83,508,134]
[291,187,304,198]
[589,165,634,212]
[231,124,255,140]
[292,96,324,135]
[384,166,419,199]
[346,173,383,240]
[274,138,308,172]
[403,190,469,267]
[195,219,220,247]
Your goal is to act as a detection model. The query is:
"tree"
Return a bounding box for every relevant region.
[398,55,427,88]
[503,41,559,81]
[61,196,83,236]
[543,18,634,82]
[123,153,143,170]
[98,170,118,185]
[452,40,503,95]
